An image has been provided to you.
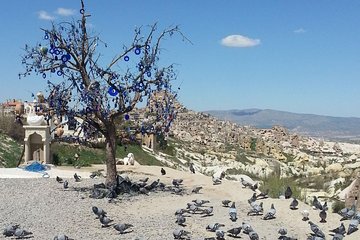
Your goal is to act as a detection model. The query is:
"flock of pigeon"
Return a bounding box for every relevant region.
[2,164,360,239]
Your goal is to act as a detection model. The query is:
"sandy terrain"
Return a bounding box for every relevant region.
[0,165,358,239]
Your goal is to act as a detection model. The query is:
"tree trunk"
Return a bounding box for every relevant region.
[105,123,117,186]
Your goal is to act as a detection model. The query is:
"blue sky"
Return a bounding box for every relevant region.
[1,1,360,117]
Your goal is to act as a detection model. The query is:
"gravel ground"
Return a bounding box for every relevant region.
[0,166,359,240]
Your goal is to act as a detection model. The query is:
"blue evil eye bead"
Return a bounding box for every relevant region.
[108,86,118,96]
[146,71,151,77]
[44,33,49,40]
[42,73,46,79]
[134,48,141,55]
[146,45,150,50]
[61,54,70,63]
[49,48,55,54]
[51,68,56,73]
[124,55,129,61]
[54,49,60,55]
[80,8,85,14]
[124,114,130,120]
[57,70,63,76]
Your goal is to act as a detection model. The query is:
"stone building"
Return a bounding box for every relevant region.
[344,173,360,210]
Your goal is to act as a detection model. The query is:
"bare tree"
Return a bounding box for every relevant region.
[20,0,186,185]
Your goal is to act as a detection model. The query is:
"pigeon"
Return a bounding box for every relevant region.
[284,186,292,199]
[248,202,263,216]
[53,234,74,240]
[100,215,113,227]
[73,173,81,182]
[139,187,149,195]
[175,208,189,216]
[248,193,257,204]
[307,236,325,240]
[302,210,310,221]
[187,203,199,214]
[308,221,325,238]
[222,200,231,207]
[256,189,269,199]
[312,196,323,210]
[347,219,359,235]
[173,229,190,239]
[250,182,258,191]
[139,177,149,183]
[201,206,214,216]
[2,224,19,237]
[212,176,222,185]
[290,198,299,210]
[227,227,242,237]
[340,204,356,221]
[92,206,107,218]
[330,222,346,235]
[219,171,226,179]
[229,202,237,222]
[175,214,186,226]
[192,199,210,207]
[332,233,344,240]
[147,179,160,190]
[322,202,328,211]
[63,180,69,189]
[113,223,133,234]
[263,203,276,220]
[172,179,183,187]
[215,229,225,240]
[14,228,33,238]
[319,209,327,223]
[249,231,259,240]
[56,176,63,183]
[192,186,203,194]
[161,168,166,175]
[206,223,225,232]
[189,163,195,174]
[242,222,254,234]
[278,227,287,236]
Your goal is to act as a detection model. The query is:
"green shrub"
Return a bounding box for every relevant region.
[332,200,345,213]
[259,174,303,200]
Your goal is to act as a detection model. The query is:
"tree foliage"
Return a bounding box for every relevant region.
[20,0,186,185]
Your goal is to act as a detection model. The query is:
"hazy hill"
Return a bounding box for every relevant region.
[204,108,360,140]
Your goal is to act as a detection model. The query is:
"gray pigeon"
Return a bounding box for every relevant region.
[175,214,186,226]
[56,176,63,183]
[319,209,327,223]
[284,186,292,199]
[222,200,231,207]
[332,233,344,240]
[256,189,269,199]
[192,199,210,207]
[206,223,225,232]
[212,176,222,185]
[189,163,195,174]
[201,206,214,216]
[63,180,69,189]
[341,204,356,221]
[215,229,225,240]
[229,202,237,222]
[248,193,257,204]
[54,234,74,240]
[14,228,33,238]
[113,223,133,234]
[100,215,113,227]
[312,196,323,210]
[175,208,189,216]
[161,168,166,175]
[308,221,325,238]
[290,198,299,210]
[278,227,287,236]
[227,227,242,237]
[2,224,19,237]
[249,230,259,240]
[330,222,346,235]
[92,206,107,218]
[173,229,190,239]
[242,222,254,234]
[248,202,263,216]
[74,173,81,182]
[191,186,203,194]
[139,177,149,183]
[347,219,359,235]
[172,179,183,187]
[263,203,276,220]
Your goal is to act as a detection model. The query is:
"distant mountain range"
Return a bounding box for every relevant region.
[204,109,360,140]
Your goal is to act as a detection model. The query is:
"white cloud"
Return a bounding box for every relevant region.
[56,8,76,16]
[221,35,260,48]
[38,10,55,20]
[294,28,306,34]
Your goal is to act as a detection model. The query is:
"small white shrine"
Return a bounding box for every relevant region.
[23,92,52,164]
